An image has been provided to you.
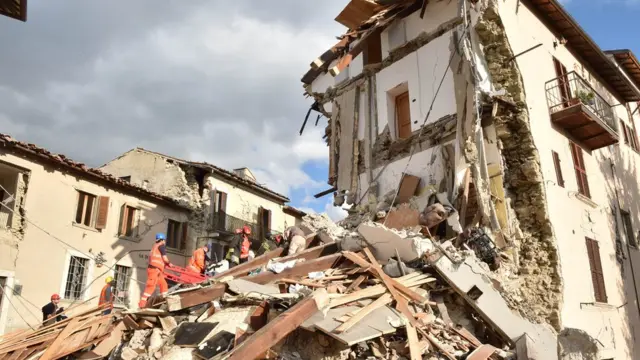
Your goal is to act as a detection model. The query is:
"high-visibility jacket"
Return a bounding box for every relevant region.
[149,242,169,270]
[240,236,250,259]
[99,284,114,309]
[188,247,207,273]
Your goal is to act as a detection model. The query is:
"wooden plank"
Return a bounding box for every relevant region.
[159,316,178,332]
[166,283,227,312]
[406,322,422,360]
[39,317,81,360]
[329,274,433,308]
[434,295,452,325]
[245,253,343,285]
[345,275,367,293]
[334,293,392,333]
[226,290,330,360]
[211,248,285,280]
[459,168,471,228]
[313,305,401,346]
[343,251,432,306]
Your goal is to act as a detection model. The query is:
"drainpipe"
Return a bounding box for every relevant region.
[609,159,640,317]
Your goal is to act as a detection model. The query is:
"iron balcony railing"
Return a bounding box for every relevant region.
[545,71,617,134]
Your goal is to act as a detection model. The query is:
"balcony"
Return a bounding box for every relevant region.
[545,71,619,151]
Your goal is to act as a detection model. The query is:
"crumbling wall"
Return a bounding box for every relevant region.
[0,172,29,271]
[475,0,562,329]
[557,328,599,360]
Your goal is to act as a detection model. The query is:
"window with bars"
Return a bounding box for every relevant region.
[570,142,590,198]
[114,265,131,306]
[585,238,607,303]
[64,256,89,300]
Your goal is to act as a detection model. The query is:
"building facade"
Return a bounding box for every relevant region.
[100,148,304,251]
[303,0,640,358]
[0,135,194,334]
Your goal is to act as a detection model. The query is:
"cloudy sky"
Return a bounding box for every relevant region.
[0,0,637,221]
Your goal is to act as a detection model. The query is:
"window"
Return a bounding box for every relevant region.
[552,151,564,187]
[210,190,227,230]
[570,142,590,198]
[363,29,382,66]
[64,256,89,300]
[167,220,188,250]
[258,207,272,241]
[75,191,96,226]
[395,91,411,139]
[585,238,607,303]
[119,205,138,237]
[621,210,638,248]
[114,265,131,306]
[553,58,571,108]
[622,122,639,151]
[0,276,6,312]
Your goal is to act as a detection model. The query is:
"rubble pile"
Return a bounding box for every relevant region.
[0,211,559,360]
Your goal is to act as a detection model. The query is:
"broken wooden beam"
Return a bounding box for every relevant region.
[226,289,330,360]
[212,248,285,280]
[245,253,343,285]
[166,283,227,312]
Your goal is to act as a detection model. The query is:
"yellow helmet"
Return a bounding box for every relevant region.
[105,276,114,284]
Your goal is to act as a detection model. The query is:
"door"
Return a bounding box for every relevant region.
[553,58,571,108]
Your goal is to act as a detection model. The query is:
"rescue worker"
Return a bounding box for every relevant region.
[138,233,172,308]
[284,226,306,256]
[258,232,284,256]
[99,277,116,315]
[187,245,209,274]
[225,225,252,267]
[42,294,66,326]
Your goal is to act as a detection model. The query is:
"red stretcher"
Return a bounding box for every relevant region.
[163,265,208,285]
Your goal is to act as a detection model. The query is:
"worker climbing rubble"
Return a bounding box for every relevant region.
[138,233,172,308]
[41,294,66,326]
[258,231,284,255]
[98,276,116,315]
[187,244,210,274]
[226,225,251,268]
[284,225,306,255]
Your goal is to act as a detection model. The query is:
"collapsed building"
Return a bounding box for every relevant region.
[300,0,640,359]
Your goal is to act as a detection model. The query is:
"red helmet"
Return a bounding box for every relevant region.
[234,228,243,234]
[51,294,61,300]
[275,234,283,244]
[242,225,251,235]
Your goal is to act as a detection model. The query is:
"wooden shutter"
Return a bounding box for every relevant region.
[180,223,188,251]
[363,28,382,66]
[395,91,412,139]
[570,142,590,198]
[219,192,227,214]
[95,196,110,230]
[585,238,607,303]
[553,58,571,107]
[265,209,272,233]
[118,204,126,236]
[623,123,630,144]
[552,151,564,188]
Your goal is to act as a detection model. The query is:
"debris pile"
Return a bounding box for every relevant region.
[0,216,558,360]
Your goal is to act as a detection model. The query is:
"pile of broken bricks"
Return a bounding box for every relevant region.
[0,220,558,360]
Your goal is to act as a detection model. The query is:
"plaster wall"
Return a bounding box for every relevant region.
[375,30,456,137]
[499,1,640,358]
[0,150,191,335]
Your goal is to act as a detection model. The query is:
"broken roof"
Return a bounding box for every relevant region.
[133,148,291,203]
[303,0,640,102]
[0,134,191,210]
[0,0,26,21]
[283,205,307,218]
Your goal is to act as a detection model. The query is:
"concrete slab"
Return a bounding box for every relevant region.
[357,223,420,264]
[432,253,558,360]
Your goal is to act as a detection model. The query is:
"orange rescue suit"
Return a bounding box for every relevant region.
[188,247,207,274]
[139,242,170,308]
[98,284,115,310]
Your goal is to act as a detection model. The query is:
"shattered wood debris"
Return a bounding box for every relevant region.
[0,215,559,359]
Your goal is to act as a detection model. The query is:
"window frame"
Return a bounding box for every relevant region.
[119,204,139,238]
[552,150,565,188]
[166,219,188,251]
[570,142,590,198]
[113,265,132,306]
[74,191,97,227]
[621,210,638,248]
[63,255,90,301]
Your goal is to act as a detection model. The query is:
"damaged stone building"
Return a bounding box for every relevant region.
[99,148,305,258]
[0,134,193,334]
[302,0,640,358]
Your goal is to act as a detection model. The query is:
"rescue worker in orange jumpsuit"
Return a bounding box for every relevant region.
[99,276,116,315]
[187,245,209,274]
[225,225,252,268]
[138,233,172,308]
